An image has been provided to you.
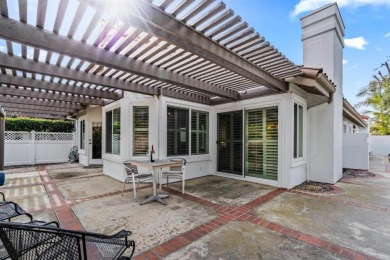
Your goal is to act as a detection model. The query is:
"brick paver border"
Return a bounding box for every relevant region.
[13,166,379,260]
[135,187,376,260]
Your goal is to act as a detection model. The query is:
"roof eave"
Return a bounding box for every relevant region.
[343,99,368,128]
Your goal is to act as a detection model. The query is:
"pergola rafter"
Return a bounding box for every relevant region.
[5,112,65,120]
[3,107,72,117]
[0,17,238,100]
[0,103,77,114]
[0,87,107,106]
[0,73,119,100]
[0,0,305,119]
[0,96,86,110]
[82,0,299,89]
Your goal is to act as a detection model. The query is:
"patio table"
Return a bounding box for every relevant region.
[129,160,179,205]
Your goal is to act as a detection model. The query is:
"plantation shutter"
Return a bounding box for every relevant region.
[167,107,189,156]
[246,110,263,177]
[245,107,278,180]
[80,120,85,150]
[264,107,278,179]
[112,108,121,155]
[191,111,209,154]
[133,107,149,156]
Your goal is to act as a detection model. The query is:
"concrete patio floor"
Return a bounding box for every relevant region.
[1,157,390,259]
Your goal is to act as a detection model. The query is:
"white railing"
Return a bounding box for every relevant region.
[5,131,76,166]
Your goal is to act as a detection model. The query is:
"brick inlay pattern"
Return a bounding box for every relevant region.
[31,166,378,260]
[136,187,376,260]
[37,166,84,231]
[289,189,390,214]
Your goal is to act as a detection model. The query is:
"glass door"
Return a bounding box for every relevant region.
[89,122,102,164]
[245,107,278,180]
[217,111,243,175]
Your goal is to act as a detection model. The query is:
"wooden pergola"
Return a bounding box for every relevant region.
[0,0,303,120]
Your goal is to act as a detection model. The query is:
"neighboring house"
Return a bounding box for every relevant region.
[0,2,368,187]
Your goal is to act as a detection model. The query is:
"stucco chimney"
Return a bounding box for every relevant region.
[301,3,345,184]
[301,3,345,88]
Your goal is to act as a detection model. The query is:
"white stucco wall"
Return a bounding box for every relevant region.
[93,89,309,189]
[302,3,345,184]
[343,133,369,170]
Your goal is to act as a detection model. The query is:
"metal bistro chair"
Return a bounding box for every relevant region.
[0,221,135,260]
[122,162,153,201]
[160,158,186,194]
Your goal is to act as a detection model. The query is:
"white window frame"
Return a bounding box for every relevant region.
[191,110,209,155]
[292,95,306,166]
[343,121,348,133]
[78,117,86,154]
[132,106,149,157]
[104,105,121,156]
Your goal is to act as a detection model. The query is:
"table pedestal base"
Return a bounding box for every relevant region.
[140,194,169,205]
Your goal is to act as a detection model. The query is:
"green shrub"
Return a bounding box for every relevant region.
[5,117,74,132]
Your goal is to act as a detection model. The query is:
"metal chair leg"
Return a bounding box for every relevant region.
[182,176,185,194]
[132,175,137,202]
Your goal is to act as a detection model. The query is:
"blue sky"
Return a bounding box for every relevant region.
[225,0,390,111]
[1,0,389,112]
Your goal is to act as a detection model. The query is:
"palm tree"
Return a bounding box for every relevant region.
[355,68,390,135]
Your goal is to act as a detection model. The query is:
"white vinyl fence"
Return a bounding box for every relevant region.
[343,133,369,170]
[369,136,390,156]
[5,131,76,166]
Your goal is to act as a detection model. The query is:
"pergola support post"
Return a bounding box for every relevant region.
[0,108,5,171]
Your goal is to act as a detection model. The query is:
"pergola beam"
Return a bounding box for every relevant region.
[0,102,77,113]
[0,74,119,100]
[0,96,86,110]
[83,0,288,93]
[0,17,238,100]
[5,112,65,120]
[0,87,107,106]
[3,107,71,116]
[0,53,156,97]
[0,53,211,104]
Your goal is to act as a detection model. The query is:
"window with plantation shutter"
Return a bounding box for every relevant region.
[105,108,120,155]
[191,111,209,155]
[294,103,303,158]
[167,107,189,156]
[245,107,278,180]
[80,120,85,150]
[133,107,149,156]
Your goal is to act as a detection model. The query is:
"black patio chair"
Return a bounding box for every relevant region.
[0,201,33,223]
[0,221,135,260]
[0,201,59,227]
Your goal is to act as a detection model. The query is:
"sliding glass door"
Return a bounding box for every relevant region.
[217,111,243,175]
[245,107,278,180]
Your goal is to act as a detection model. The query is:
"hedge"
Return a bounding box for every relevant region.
[5,117,74,132]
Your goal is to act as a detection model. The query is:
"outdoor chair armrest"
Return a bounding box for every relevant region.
[28,220,60,227]
[0,201,33,221]
[110,230,132,239]
[0,192,5,202]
